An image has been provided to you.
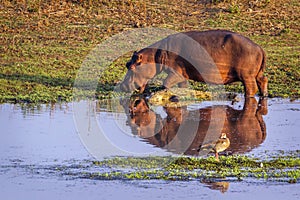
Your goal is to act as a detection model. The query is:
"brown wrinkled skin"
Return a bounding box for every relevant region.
[120,30,268,97]
[121,97,268,155]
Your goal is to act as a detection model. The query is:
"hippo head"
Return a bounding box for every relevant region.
[120,49,158,93]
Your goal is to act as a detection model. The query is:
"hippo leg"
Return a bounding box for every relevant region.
[178,80,188,88]
[163,71,186,89]
[243,78,258,97]
[256,76,268,97]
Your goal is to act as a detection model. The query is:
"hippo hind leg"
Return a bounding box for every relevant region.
[243,78,258,97]
[256,75,268,97]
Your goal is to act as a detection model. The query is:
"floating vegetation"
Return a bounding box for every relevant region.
[87,154,300,183]
[148,88,212,107]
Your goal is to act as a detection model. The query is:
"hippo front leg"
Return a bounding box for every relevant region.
[163,71,186,89]
[256,76,268,97]
[178,80,188,88]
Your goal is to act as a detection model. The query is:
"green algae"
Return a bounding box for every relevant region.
[148,88,212,107]
[88,154,300,183]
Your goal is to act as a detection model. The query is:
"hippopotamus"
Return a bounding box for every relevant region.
[120,30,268,97]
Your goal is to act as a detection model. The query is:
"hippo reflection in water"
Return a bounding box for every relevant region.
[120,97,267,155]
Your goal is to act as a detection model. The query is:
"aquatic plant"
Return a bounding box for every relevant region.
[88,154,300,183]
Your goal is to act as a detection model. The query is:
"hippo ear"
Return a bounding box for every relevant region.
[137,53,143,63]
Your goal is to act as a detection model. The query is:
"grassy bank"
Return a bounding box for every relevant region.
[0,0,299,103]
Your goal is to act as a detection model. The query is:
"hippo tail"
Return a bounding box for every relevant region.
[256,47,268,96]
[260,48,267,73]
[258,48,267,76]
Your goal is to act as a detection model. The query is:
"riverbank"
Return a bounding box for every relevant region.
[1,0,299,103]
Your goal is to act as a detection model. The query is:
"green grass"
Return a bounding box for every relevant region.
[0,0,299,103]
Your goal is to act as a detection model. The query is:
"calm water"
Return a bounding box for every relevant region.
[0,97,299,200]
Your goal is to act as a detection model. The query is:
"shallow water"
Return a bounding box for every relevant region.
[0,97,299,200]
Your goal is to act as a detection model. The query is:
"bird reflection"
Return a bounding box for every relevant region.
[120,96,268,156]
[201,179,230,193]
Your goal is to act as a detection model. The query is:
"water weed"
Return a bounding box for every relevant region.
[88,154,300,182]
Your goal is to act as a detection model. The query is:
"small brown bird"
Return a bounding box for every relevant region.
[213,133,230,161]
[198,133,230,161]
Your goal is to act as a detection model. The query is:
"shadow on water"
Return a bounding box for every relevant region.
[119,97,268,156]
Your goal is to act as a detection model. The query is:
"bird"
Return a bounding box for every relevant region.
[198,133,230,161]
[213,133,230,161]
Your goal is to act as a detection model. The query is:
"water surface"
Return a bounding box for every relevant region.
[0,98,299,200]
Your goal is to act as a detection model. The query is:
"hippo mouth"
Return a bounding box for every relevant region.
[120,80,147,93]
[134,82,141,92]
